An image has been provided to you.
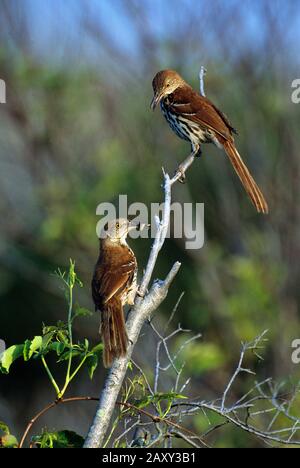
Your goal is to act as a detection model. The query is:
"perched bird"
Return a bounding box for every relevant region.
[151,69,268,214]
[92,219,138,368]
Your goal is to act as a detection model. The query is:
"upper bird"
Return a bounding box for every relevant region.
[151,69,268,214]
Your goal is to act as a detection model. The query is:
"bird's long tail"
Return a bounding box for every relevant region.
[100,298,128,368]
[223,140,268,214]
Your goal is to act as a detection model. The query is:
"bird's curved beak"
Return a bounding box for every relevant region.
[128,222,137,232]
[129,221,150,232]
[138,222,151,231]
[150,93,162,111]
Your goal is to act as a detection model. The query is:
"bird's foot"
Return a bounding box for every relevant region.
[195,147,202,158]
[174,165,186,183]
[136,287,147,299]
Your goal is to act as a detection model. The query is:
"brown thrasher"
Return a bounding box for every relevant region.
[92,219,138,368]
[151,69,268,214]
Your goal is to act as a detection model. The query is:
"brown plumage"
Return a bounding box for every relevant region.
[151,69,268,214]
[92,219,138,368]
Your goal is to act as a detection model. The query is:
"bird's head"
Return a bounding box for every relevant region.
[102,218,136,245]
[151,70,185,110]
[101,219,148,245]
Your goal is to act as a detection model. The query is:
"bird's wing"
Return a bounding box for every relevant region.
[94,255,136,305]
[167,87,236,141]
[208,98,238,135]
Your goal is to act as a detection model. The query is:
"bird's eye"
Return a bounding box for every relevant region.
[166,83,170,87]
[116,223,120,229]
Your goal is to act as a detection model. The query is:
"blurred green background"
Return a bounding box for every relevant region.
[1,0,300,448]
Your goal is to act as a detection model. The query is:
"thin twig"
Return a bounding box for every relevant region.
[221,330,268,413]
[163,292,185,335]
[199,66,207,97]
[115,400,209,448]
[19,396,99,448]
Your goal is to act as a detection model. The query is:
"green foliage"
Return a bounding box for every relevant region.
[0,260,102,398]
[135,392,187,410]
[102,371,190,448]
[32,430,84,449]
[0,344,24,374]
[73,305,93,321]
[183,341,226,375]
[86,353,99,380]
[23,336,43,361]
[134,392,187,419]
[225,256,280,341]
[0,422,18,448]
[1,261,103,447]
[0,422,9,434]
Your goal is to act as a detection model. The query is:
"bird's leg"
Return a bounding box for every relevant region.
[127,282,139,305]
[135,287,145,298]
[195,146,203,158]
[128,282,149,305]
[174,145,200,183]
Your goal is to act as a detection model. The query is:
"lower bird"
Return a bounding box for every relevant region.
[151,69,268,214]
[92,218,138,368]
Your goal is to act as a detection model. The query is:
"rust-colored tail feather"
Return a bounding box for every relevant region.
[100,298,128,368]
[223,141,269,214]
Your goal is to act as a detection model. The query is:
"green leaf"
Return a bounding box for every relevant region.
[0,422,10,436]
[86,354,98,379]
[127,361,133,371]
[152,392,187,403]
[42,324,58,335]
[33,430,84,448]
[73,305,93,320]
[55,430,84,448]
[23,336,43,361]
[86,342,103,378]
[57,330,69,344]
[48,342,66,356]
[57,320,68,329]
[23,340,31,361]
[57,349,81,362]
[91,342,103,354]
[135,395,152,409]
[135,392,187,410]
[66,259,83,290]
[0,434,18,448]
[31,336,42,355]
[42,322,67,339]
[0,344,24,374]
[42,331,55,349]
